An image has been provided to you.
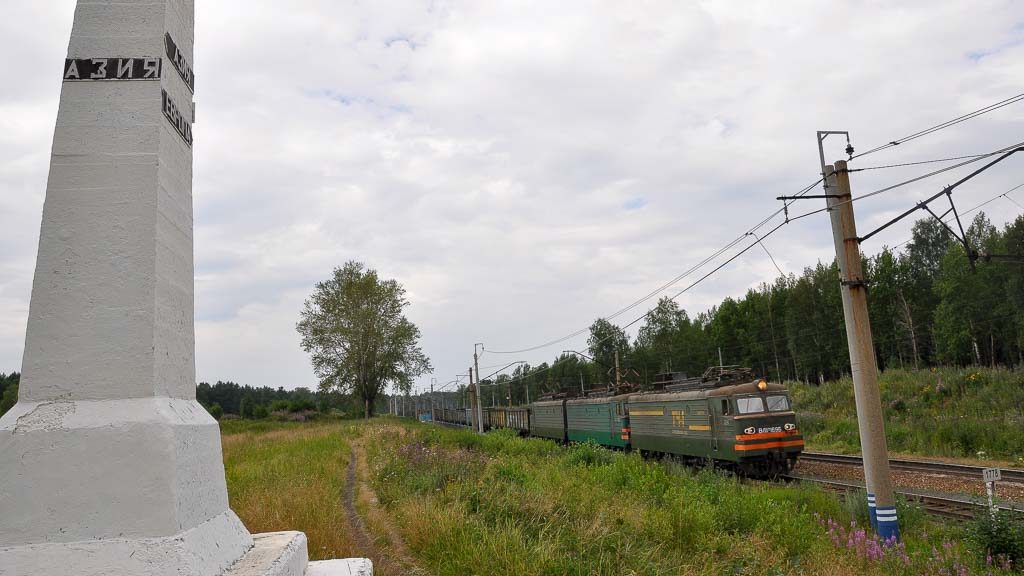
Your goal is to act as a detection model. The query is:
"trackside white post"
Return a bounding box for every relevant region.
[983,467,1001,519]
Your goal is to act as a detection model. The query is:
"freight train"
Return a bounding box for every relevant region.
[431,367,803,477]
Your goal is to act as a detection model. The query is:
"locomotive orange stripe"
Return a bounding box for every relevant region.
[734,431,800,441]
[734,439,805,451]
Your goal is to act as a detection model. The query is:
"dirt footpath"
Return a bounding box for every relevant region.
[343,439,429,576]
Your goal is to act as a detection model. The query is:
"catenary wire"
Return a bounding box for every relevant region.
[452,304,1023,394]
[467,98,1024,381]
[478,220,789,384]
[850,153,989,172]
[851,92,1024,160]
[1006,192,1024,211]
[476,176,1024,388]
[460,167,1018,392]
[789,140,1024,224]
[483,178,821,355]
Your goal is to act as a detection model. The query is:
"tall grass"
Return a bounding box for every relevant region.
[221,421,358,560]
[218,418,1016,574]
[365,423,1012,575]
[791,367,1024,462]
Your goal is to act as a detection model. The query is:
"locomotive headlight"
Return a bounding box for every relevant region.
[757,380,768,391]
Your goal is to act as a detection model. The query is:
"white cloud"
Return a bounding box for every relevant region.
[2,0,1024,392]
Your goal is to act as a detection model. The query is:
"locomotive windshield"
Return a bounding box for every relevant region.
[735,394,791,414]
[766,395,791,412]
[736,397,765,414]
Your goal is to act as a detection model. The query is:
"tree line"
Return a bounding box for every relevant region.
[196,380,377,420]
[0,375,366,420]
[436,213,1024,407]
[0,372,18,416]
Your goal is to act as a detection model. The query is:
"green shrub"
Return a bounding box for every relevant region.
[564,441,614,467]
[239,396,255,419]
[971,509,1024,566]
[207,402,224,420]
[0,381,18,416]
[269,399,291,413]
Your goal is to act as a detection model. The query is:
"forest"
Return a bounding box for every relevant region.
[0,376,361,420]
[457,213,1024,406]
[195,381,365,419]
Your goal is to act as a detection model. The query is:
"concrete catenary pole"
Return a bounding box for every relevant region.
[825,161,899,541]
[468,366,478,432]
[473,345,485,433]
[467,369,476,429]
[430,378,436,420]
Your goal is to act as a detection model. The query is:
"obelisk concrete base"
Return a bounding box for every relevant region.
[0,400,373,576]
[306,560,374,576]
[0,398,254,576]
[223,533,372,576]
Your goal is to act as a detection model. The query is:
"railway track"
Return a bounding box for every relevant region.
[800,451,1024,483]
[783,475,1021,521]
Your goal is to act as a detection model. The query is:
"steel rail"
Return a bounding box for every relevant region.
[783,475,1022,521]
[800,452,1024,483]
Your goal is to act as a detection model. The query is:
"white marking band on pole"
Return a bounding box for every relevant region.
[876,507,898,521]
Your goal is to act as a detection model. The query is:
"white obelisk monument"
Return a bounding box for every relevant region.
[0,2,369,575]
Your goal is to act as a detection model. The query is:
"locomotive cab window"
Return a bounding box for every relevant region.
[736,397,765,414]
[720,399,731,415]
[766,395,791,412]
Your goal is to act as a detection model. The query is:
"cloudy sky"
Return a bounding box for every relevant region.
[2,1,1023,395]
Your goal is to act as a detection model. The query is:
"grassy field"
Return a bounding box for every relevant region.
[791,367,1024,463]
[219,417,1021,574]
[368,421,1024,575]
[220,420,360,560]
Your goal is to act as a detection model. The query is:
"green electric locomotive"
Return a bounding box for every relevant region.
[626,372,803,476]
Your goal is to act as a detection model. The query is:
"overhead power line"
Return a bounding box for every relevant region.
[1006,192,1024,211]
[480,220,789,383]
[789,139,1024,224]
[474,95,1024,388]
[851,91,1024,160]
[487,97,1024,358]
[484,152,1023,385]
[484,178,821,355]
[850,153,989,172]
